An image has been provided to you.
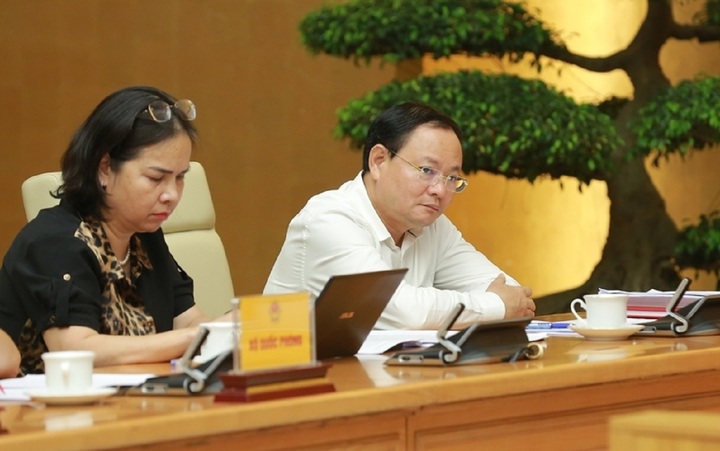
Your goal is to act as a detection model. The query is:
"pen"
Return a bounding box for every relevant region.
[526,322,571,330]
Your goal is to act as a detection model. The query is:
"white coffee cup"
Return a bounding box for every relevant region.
[570,294,629,329]
[42,350,95,393]
[197,322,237,363]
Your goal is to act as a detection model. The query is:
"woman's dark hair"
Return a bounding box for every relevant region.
[361,102,462,174]
[55,86,197,219]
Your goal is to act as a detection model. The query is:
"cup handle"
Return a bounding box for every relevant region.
[570,299,586,324]
[61,361,70,390]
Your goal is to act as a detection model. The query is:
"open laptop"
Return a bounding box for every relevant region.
[314,268,408,360]
[127,268,407,395]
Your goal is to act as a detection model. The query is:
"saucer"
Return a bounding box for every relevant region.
[569,323,644,341]
[26,387,118,405]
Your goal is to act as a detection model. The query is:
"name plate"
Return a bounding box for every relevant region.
[239,292,313,371]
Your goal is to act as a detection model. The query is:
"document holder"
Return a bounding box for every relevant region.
[638,278,720,337]
[385,304,542,366]
[126,327,234,396]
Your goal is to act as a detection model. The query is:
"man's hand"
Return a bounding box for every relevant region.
[487,274,535,318]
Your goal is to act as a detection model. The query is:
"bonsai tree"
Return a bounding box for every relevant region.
[299,0,720,312]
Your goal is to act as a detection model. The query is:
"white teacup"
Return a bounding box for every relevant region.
[42,350,95,393]
[570,294,628,329]
[197,322,237,362]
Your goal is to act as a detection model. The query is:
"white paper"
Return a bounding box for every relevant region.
[0,373,155,402]
[599,288,715,308]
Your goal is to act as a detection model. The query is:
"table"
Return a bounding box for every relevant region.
[3,333,720,450]
[610,410,720,450]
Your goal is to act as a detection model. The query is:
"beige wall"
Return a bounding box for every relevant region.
[0,0,394,297]
[0,0,717,306]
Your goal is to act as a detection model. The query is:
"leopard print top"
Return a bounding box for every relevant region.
[18,219,155,374]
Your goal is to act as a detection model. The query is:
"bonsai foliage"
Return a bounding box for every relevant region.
[630,76,720,162]
[300,0,559,64]
[300,0,720,306]
[675,212,720,276]
[335,71,620,184]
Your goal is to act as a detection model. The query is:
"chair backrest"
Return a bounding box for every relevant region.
[20,161,234,317]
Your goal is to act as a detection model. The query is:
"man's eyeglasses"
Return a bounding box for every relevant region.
[389,150,469,193]
[144,99,196,122]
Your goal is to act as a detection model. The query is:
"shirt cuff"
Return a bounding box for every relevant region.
[470,291,506,321]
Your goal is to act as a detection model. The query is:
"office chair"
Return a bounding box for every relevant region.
[21,161,235,317]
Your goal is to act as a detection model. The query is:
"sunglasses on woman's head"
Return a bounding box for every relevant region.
[144,99,196,122]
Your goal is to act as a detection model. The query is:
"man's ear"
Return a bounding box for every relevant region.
[368,144,390,179]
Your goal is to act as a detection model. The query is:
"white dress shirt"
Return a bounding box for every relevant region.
[263,172,518,330]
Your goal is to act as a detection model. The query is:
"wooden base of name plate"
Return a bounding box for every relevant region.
[214,362,334,403]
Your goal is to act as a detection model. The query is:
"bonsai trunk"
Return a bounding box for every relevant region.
[536,152,679,315]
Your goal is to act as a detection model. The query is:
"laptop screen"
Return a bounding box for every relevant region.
[314,268,408,360]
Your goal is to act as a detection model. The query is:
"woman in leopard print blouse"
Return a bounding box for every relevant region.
[0,86,231,375]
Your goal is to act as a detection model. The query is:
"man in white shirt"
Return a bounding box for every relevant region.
[264,102,535,329]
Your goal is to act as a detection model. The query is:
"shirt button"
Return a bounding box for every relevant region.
[63,274,72,281]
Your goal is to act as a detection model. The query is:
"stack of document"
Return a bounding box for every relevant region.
[599,288,720,318]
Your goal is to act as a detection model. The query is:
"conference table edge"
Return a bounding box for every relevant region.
[3,343,720,449]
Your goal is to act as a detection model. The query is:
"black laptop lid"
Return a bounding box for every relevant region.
[314,268,408,360]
